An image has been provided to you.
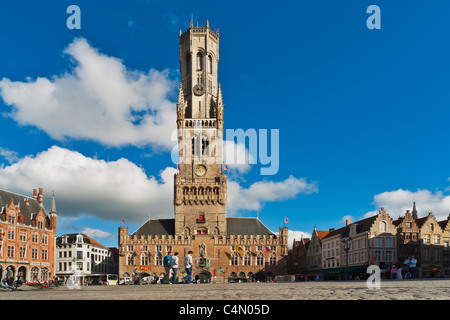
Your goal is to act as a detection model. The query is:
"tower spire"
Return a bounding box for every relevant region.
[412,201,418,220]
[50,192,57,214]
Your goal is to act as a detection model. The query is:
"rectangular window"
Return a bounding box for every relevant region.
[433,235,440,244]
[385,237,393,247]
[7,245,15,258]
[19,246,26,259]
[32,248,38,260]
[385,250,393,262]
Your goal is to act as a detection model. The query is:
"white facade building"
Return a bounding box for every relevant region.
[55,233,114,283]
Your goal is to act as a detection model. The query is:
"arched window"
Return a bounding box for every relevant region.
[186,54,191,73]
[230,252,239,266]
[243,253,251,266]
[269,253,277,266]
[41,267,49,282]
[207,55,212,73]
[196,53,202,70]
[127,254,134,266]
[31,267,39,282]
[141,254,149,266]
[192,134,201,156]
[202,134,210,156]
[379,221,387,233]
[256,253,264,266]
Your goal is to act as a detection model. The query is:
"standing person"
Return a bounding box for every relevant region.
[403,257,411,279]
[410,256,417,279]
[171,252,179,284]
[5,267,13,287]
[163,251,172,284]
[390,262,398,280]
[379,259,386,279]
[183,251,193,284]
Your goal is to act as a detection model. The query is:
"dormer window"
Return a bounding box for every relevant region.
[37,220,44,229]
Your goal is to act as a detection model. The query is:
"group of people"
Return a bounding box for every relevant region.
[380,256,417,280]
[163,251,194,284]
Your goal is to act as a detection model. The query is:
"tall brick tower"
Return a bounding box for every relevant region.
[174,19,227,236]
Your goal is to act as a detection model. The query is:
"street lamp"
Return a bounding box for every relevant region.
[342,237,353,280]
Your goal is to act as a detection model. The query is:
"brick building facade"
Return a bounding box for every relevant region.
[118,20,289,283]
[0,188,57,282]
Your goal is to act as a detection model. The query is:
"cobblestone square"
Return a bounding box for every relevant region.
[1,279,449,300]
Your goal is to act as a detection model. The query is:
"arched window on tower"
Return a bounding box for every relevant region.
[202,134,210,156]
[192,134,201,156]
[207,55,212,73]
[196,52,202,70]
[186,54,191,73]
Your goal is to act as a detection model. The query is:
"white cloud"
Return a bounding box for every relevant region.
[0,146,317,226]
[0,37,177,149]
[0,147,20,164]
[273,229,311,249]
[81,227,115,241]
[227,176,318,215]
[0,146,175,224]
[364,188,450,222]
[287,230,311,249]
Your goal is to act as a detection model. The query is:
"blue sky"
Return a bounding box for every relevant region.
[2,0,450,247]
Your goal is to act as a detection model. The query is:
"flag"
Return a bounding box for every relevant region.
[262,245,272,253]
[157,246,161,256]
[235,245,245,255]
[22,236,30,261]
[121,217,125,225]
[284,216,289,224]
[177,164,180,171]
[222,164,228,172]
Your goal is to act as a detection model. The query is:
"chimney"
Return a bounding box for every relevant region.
[33,189,37,199]
[329,228,335,232]
[38,188,43,205]
[346,219,352,226]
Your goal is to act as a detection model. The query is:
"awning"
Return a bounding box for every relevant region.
[295,266,367,277]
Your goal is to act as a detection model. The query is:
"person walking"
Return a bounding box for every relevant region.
[183,251,193,283]
[410,256,417,279]
[163,251,172,284]
[171,252,179,284]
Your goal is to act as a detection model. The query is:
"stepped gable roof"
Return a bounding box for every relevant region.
[131,217,274,236]
[0,189,49,228]
[415,216,428,228]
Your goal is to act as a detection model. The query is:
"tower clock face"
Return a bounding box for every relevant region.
[193,84,205,96]
[194,164,207,177]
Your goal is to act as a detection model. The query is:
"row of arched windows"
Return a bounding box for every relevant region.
[187,53,213,73]
[230,252,277,266]
[182,187,220,200]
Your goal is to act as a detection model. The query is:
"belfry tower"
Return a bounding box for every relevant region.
[174,20,227,236]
